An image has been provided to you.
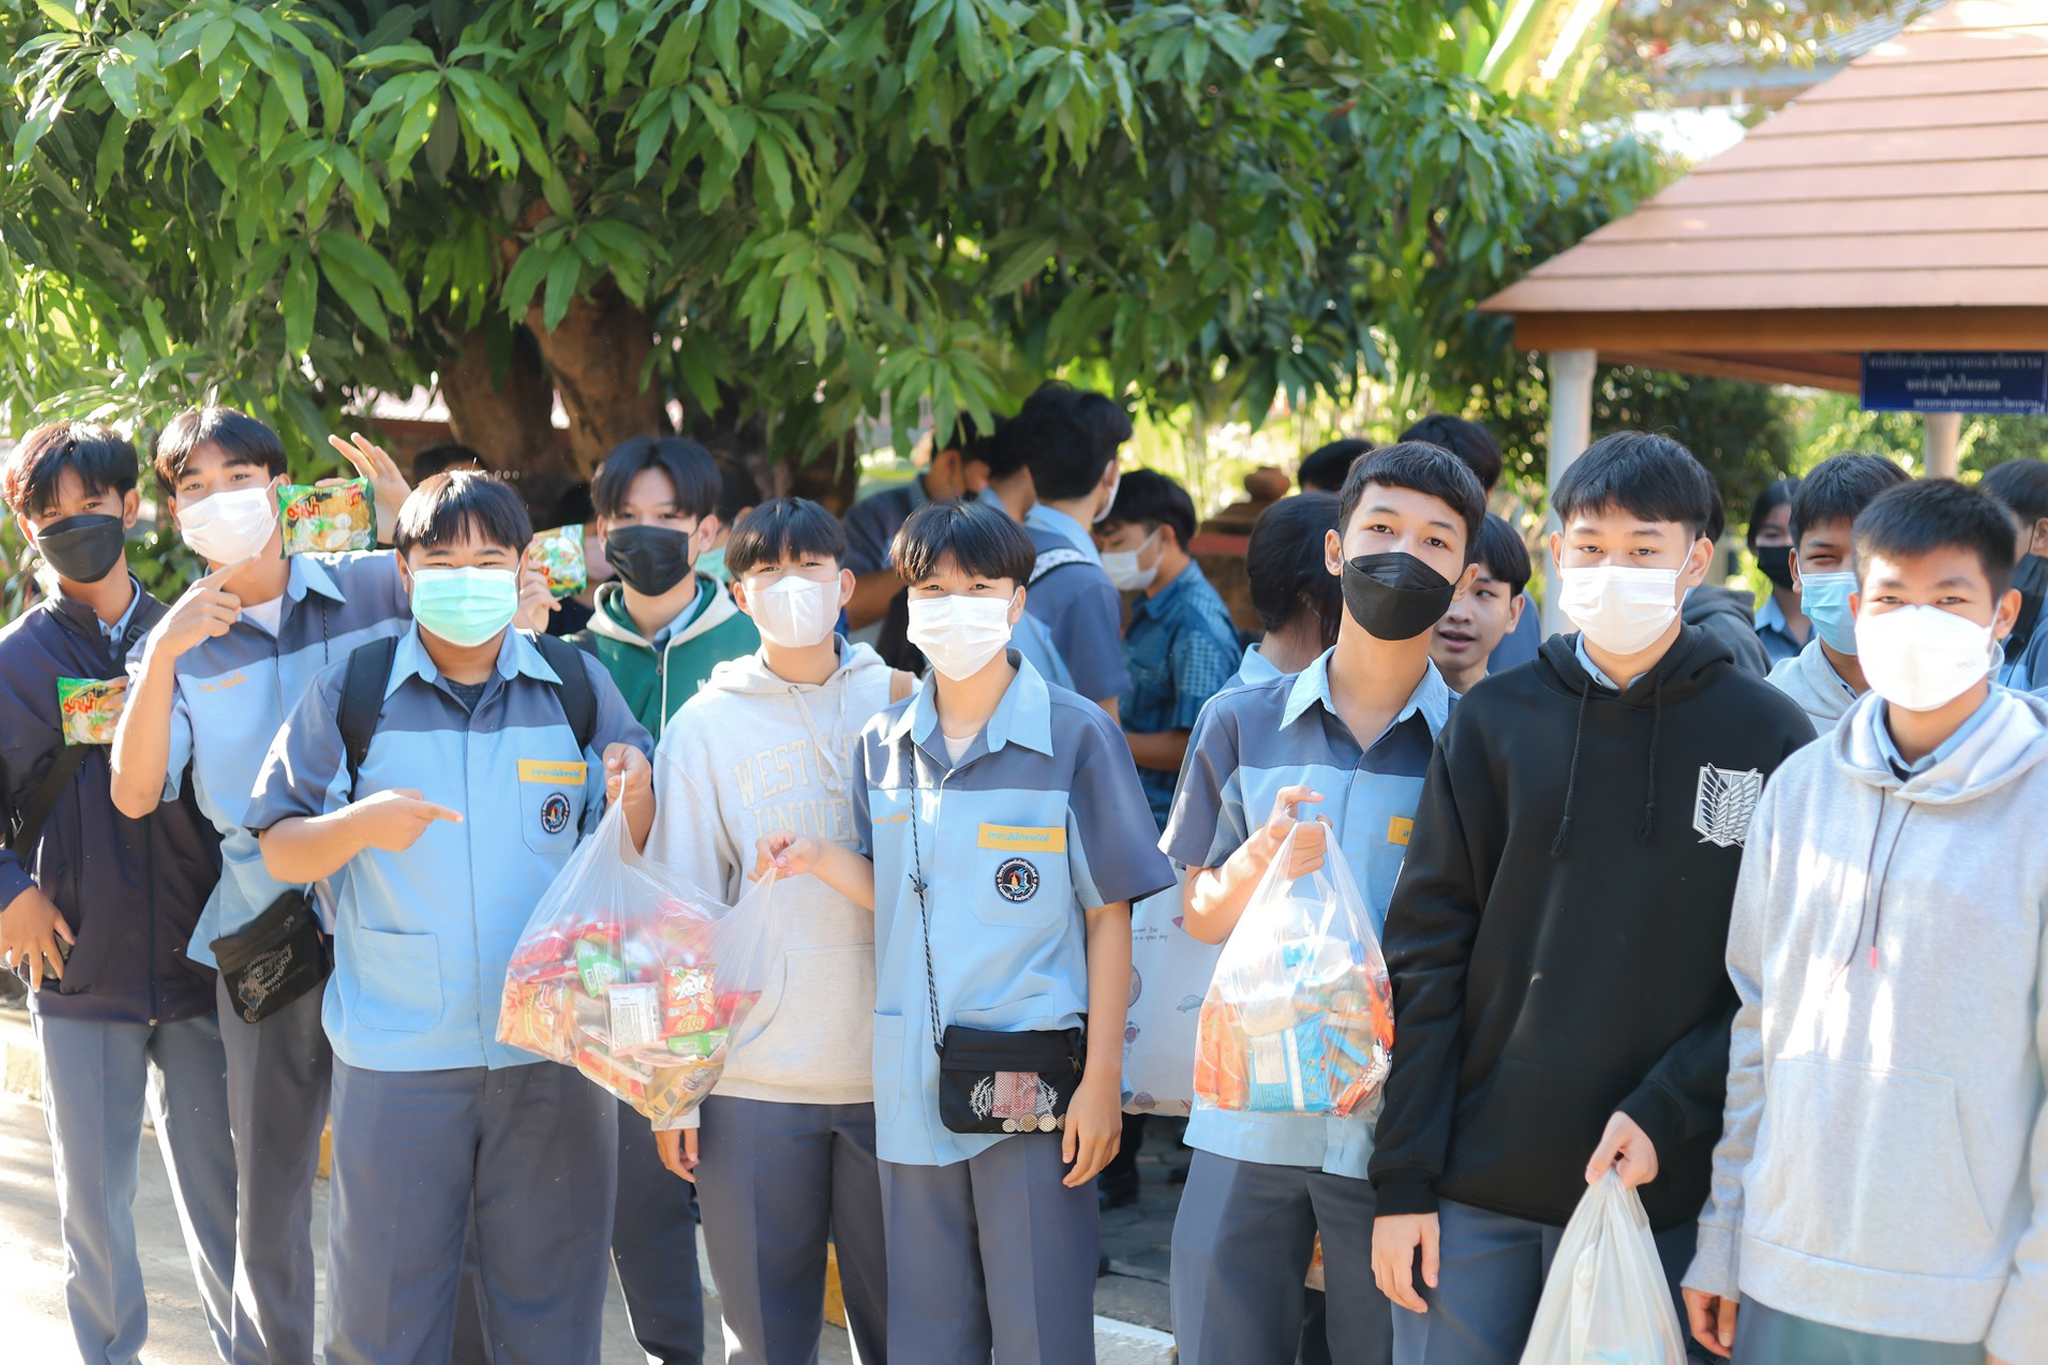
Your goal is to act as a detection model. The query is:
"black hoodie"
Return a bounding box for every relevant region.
[1369,626,1814,1231]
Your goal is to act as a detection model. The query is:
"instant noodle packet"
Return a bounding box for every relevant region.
[56,676,124,745]
[528,524,587,597]
[278,479,374,555]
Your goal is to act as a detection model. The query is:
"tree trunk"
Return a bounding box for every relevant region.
[439,323,569,478]
[525,280,667,473]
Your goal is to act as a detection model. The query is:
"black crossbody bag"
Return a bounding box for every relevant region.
[908,771,1086,1134]
[210,889,329,1024]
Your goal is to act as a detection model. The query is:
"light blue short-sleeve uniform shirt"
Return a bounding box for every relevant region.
[245,626,651,1073]
[853,654,1174,1167]
[1161,651,1452,1178]
[134,551,410,967]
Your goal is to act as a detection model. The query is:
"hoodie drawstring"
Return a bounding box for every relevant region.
[1844,791,1914,972]
[787,682,849,794]
[1550,675,1594,858]
[1639,671,1665,842]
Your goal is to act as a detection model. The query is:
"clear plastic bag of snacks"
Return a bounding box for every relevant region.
[1520,1173,1688,1365]
[528,524,587,597]
[498,801,780,1125]
[278,479,374,554]
[1193,825,1394,1116]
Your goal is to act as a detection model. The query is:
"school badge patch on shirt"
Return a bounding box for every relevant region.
[1693,764,1763,848]
[994,857,1039,902]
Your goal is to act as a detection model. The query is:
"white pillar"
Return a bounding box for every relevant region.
[1544,348,1598,635]
[1924,411,1961,479]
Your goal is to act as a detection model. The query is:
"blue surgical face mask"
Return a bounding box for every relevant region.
[1800,569,1860,656]
[410,566,519,647]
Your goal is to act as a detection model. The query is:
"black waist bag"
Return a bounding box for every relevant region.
[936,1023,1086,1135]
[211,889,330,1024]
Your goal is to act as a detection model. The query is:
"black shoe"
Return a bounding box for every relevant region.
[1098,1181,1138,1211]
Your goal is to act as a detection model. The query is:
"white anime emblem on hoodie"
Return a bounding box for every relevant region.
[1693,764,1763,848]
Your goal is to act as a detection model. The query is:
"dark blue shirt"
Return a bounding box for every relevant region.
[1120,562,1240,828]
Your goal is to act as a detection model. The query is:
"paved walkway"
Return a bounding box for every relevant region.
[0,1009,1183,1362]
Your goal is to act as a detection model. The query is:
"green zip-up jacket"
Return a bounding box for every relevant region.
[571,577,760,739]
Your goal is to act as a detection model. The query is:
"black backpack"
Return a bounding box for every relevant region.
[337,630,598,787]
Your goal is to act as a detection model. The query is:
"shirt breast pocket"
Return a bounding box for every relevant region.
[518,757,590,854]
[970,822,1071,928]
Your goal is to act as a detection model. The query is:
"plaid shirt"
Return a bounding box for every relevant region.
[1121,560,1241,829]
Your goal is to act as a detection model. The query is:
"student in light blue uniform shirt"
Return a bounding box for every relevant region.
[757,500,1173,1364]
[1226,494,1343,692]
[112,409,421,1365]
[249,472,653,1365]
[1163,446,1488,1365]
[1009,382,1133,714]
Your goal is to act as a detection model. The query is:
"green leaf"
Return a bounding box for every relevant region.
[987,232,1055,295]
[541,252,582,331]
[502,246,552,317]
[283,250,317,356]
[94,119,129,196]
[319,234,408,314]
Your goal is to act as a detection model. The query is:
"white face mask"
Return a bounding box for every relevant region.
[1558,564,1681,656]
[1855,606,1995,713]
[907,592,1015,681]
[179,485,277,564]
[747,573,839,650]
[1092,469,1121,525]
[1101,530,1160,593]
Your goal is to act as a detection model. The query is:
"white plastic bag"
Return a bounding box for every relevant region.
[1121,872,1223,1115]
[1193,827,1393,1115]
[1519,1173,1688,1365]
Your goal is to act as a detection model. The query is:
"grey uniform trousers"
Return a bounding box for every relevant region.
[613,1093,706,1364]
[216,972,331,1365]
[1170,1149,1391,1365]
[878,1134,1098,1365]
[35,1008,238,1365]
[694,1094,889,1365]
[323,1057,616,1365]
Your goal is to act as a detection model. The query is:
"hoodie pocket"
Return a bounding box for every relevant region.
[731,943,877,1087]
[1746,1055,1992,1277]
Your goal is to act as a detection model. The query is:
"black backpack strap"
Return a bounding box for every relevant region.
[5,745,91,854]
[1029,547,1090,586]
[530,632,598,754]
[338,635,401,792]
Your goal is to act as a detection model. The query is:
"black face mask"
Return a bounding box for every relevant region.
[1755,543,1795,591]
[1341,552,1456,641]
[36,513,128,585]
[604,524,695,597]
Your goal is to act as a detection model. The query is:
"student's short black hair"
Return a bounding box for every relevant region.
[724,497,849,578]
[1703,480,1729,544]
[966,415,1026,480]
[1746,476,1799,551]
[934,412,983,458]
[1338,442,1488,566]
[394,470,533,557]
[1398,414,1504,493]
[1008,381,1133,501]
[713,452,762,525]
[154,407,287,500]
[591,435,722,522]
[1788,452,1910,546]
[548,480,595,529]
[891,498,1034,586]
[1298,439,1373,495]
[412,441,483,483]
[2,420,138,517]
[1552,431,1715,541]
[1246,493,1341,645]
[1474,513,1532,597]
[1101,468,1197,550]
[1981,458,2048,529]
[1853,479,2017,598]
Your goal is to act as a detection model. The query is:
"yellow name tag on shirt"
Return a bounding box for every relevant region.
[1387,816,1413,847]
[977,823,1067,853]
[519,759,588,785]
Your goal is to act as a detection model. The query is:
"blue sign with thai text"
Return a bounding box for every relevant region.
[1861,352,2047,415]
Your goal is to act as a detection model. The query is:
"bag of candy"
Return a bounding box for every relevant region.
[1519,1173,1688,1365]
[1193,825,1394,1117]
[528,524,587,598]
[278,479,374,554]
[498,800,780,1125]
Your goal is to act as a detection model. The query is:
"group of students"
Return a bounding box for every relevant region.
[0,386,2041,1365]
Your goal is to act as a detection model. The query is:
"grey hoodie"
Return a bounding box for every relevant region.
[1685,688,2048,1361]
[1766,637,1860,735]
[646,639,898,1111]
[1684,584,1772,677]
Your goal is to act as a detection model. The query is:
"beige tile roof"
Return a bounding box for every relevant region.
[1485,0,2048,385]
